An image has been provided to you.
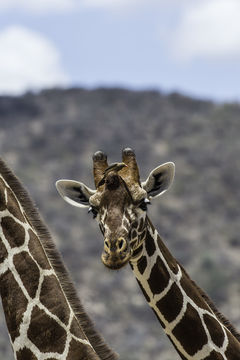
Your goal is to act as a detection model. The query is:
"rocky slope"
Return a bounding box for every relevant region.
[0,88,240,359]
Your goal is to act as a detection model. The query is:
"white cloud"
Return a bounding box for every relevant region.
[170,0,240,62]
[0,26,69,95]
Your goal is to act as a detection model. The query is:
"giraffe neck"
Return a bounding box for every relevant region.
[0,159,117,360]
[130,217,240,360]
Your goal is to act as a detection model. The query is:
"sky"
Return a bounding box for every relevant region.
[0,0,240,101]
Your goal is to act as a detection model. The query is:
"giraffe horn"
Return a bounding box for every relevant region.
[121,147,140,184]
[92,150,109,189]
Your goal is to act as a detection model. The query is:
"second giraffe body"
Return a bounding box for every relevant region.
[0,158,118,360]
[57,148,240,359]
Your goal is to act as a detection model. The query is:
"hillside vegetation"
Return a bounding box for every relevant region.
[0,88,240,359]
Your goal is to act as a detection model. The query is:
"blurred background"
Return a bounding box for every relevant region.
[0,1,240,359]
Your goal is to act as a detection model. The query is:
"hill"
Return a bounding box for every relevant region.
[0,88,240,359]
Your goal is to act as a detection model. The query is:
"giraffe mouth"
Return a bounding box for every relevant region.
[101,251,132,270]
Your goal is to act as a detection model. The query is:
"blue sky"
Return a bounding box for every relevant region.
[0,0,240,101]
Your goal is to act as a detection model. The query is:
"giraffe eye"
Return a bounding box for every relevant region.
[88,206,98,219]
[139,199,151,211]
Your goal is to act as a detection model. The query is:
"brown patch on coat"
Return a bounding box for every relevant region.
[16,347,38,360]
[145,232,156,257]
[1,216,25,248]
[180,272,210,311]
[13,251,40,298]
[156,235,179,274]
[6,187,25,222]
[203,313,225,348]
[28,306,67,353]
[156,283,183,323]
[67,338,98,360]
[172,303,208,356]
[137,256,147,275]
[148,256,170,295]
[70,317,83,338]
[0,269,28,342]
[131,244,143,258]
[0,239,8,263]
[204,350,224,359]
[28,229,51,270]
[225,331,240,359]
[40,274,70,326]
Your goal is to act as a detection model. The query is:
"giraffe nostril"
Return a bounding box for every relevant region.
[104,240,110,249]
[119,239,124,250]
[118,238,127,252]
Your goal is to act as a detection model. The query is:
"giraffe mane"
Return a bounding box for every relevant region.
[0,157,118,360]
[180,264,240,342]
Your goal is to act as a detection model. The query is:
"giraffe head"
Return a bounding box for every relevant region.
[56,148,175,270]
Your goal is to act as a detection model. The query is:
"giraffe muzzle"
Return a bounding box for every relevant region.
[101,237,132,270]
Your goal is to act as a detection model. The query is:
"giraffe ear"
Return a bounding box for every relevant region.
[56,180,96,208]
[141,162,175,198]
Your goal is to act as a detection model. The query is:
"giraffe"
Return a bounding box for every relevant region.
[57,148,240,360]
[0,157,118,360]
